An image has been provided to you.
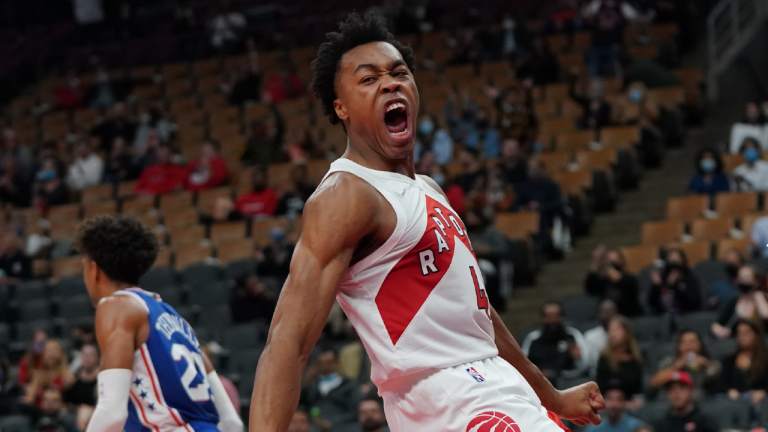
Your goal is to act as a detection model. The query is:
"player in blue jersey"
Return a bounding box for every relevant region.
[76,215,243,432]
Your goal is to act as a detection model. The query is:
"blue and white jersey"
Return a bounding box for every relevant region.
[114,288,219,432]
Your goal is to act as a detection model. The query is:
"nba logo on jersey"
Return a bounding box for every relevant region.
[467,367,485,382]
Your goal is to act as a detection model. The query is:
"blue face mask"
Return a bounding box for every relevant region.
[629,89,643,103]
[431,173,445,186]
[270,228,285,243]
[419,121,434,135]
[37,169,55,182]
[700,159,716,172]
[744,148,760,163]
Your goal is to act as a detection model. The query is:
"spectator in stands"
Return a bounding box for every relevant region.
[494,83,537,148]
[569,74,613,130]
[91,102,136,153]
[228,59,263,106]
[585,247,643,317]
[33,158,69,209]
[712,266,768,339]
[56,72,87,109]
[583,300,619,373]
[234,167,279,218]
[23,340,74,407]
[287,408,314,432]
[0,231,31,282]
[648,248,702,315]
[515,37,560,86]
[102,136,136,184]
[133,108,174,155]
[338,321,372,385]
[521,301,588,382]
[230,274,277,324]
[66,139,104,192]
[255,227,294,282]
[415,113,453,165]
[733,138,768,192]
[0,157,32,208]
[0,356,23,415]
[34,141,67,181]
[86,68,117,109]
[497,138,528,187]
[454,149,486,193]
[276,165,316,217]
[718,319,768,406]
[596,316,644,400]
[300,351,359,431]
[34,387,80,432]
[751,214,768,258]
[465,208,511,310]
[134,144,187,195]
[63,343,98,407]
[652,371,718,432]
[708,248,745,310]
[18,330,48,386]
[184,140,228,193]
[358,398,388,432]
[465,107,502,159]
[466,166,513,217]
[584,385,642,432]
[512,158,564,253]
[263,65,305,104]
[743,101,768,125]
[430,165,465,217]
[649,330,720,399]
[445,85,479,141]
[687,147,730,196]
[241,108,285,167]
[3,128,35,180]
[68,324,96,374]
[582,0,639,77]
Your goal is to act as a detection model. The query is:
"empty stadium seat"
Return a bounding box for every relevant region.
[707,338,736,361]
[224,259,257,281]
[81,184,114,204]
[665,195,709,221]
[217,239,256,266]
[664,242,711,267]
[494,212,540,241]
[692,260,727,294]
[230,347,265,374]
[631,315,671,342]
[51,257,84,281]
[222,322,270,351]
[154,286,183,308]
[14,280,49,301]
[57,296,95,319]
[717,238,751,260]
[700,399,747,430]
[16,320,53,342]
[169,225,206,248]
[48,203,81,221]
[714,191,758,216]
[619,245,659,274]
[560,295,600,323]
[140,267,177,291]
[690,217,733,241]
[174,244,213,270]
[180,263,223,289]
[121,195,156,215]
[634,400,669,425]
[600,126,641,149]
[187,281,230,307]
[210,221,248,245]
[83,200,118,219]
[555,130,595,152]
[641,220,684,245]
[676,311,718,339]
[741,213,768,236]
[19,299,50,322]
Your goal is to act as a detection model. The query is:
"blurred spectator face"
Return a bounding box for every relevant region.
[287,410,311,432]
[667,382,693,412]
[157,146,173,164]
[527,159,547,182]
[317,351,338,377]
[200,141,218,160]
[112,102,126,119]
[603,389,625,424]
[74,141,90,159]
[41,388,64,415]
[252,169,268,191]
[242,275,269,297]
[598,300,618,325]
[607,318,627,348]
[698,151,717,174]
[627,83,645,104]
[541,303,563,329]
[588,79,605,101]
[146,130,161,150]
[501,138,521,160]
[666,250,686,269]
[42,340,65,368]
[604,250,624,271]
[741,138,761,164]
[736,266,758,294]
[677,331,702,356]
[724,248,745,267]
[80,344,99,371]
[736,322,758,351]
[111,137,127,155]
[746,102,761,122]
[418,114,435,135]
[358,399,386,431]
[31,330,48,351]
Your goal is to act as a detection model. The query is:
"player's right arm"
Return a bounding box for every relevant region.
[249,173,381,432]
[86,296,147,432]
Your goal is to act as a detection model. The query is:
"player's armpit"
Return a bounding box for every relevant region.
[95,295,148,371]
[250,173,382,432]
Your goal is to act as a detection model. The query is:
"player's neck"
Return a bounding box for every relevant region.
[97,280,136,302]
[342,141,415,179]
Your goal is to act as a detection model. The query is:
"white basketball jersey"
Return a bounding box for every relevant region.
[322,159,498,387]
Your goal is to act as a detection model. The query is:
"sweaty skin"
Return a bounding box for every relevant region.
[249,42,604,432]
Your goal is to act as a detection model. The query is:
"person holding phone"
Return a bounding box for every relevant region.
[585,247,643,317]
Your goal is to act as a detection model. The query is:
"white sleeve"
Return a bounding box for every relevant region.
[621,2,639,21]
[85,369,132,432]
[207,372,243,432]
[582,0,602,17]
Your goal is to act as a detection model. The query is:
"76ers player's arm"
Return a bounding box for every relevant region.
[420,175,605,427]
[250,173,386,432]
[87,296,243,432]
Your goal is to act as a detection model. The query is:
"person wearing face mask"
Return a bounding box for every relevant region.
[415,113,453,165]
[569,73,613,130]
[733,138,768,192]
[687,147,730,196]
[32,158,69,210]
[585,247,643,317]
[743,101,768,125]
[299,351,358,431]
[648,248,702,316]
[512,158,564,253]
[465,107,501,158]
[708,248,746,311]
[712,266,768,339]
[254,227,294,281]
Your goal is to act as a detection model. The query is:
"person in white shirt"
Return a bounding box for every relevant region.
[751,215,768,257]
[733,137,768,191]
[582,300,618,376]
[67,140,104,191]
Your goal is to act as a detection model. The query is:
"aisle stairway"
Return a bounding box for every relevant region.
[501,103,743,333]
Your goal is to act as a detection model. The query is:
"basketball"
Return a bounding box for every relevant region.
[466,411,521,432]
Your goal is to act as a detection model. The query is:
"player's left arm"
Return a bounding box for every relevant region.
[202,352,244,432]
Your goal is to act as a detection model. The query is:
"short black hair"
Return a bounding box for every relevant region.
[311,12,416,125]
[695,146,723,175]
[77,215,159,285]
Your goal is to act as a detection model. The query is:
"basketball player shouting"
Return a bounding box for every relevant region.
[251,13,605,432]
[77,215,243,432]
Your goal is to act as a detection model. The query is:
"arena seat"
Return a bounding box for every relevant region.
[740,212,768,236]
[619,245,659,275]
[163,207,200,231]
[664,242,711,267]
[701,399,747,430]
[51,256,84,281]
[224,259,257,281]
[493,212,540,242]
[600,126,641,149]
[153,248,172,268]
[0,324,9,346]
[552,170,593,198]
[187,281,230,307]
[14,280,49,302]
[174,244,213,270]
[217,239,256,266]
[230,347,265,374]
[121,195,156,215]
[714,191,758,216]
[631,315,671,342]
[665,195,709,221]
[690,217,734,241]
[676,311,718,339]
[628,45,659,61]
[83,200,118,219]
[49,220,81,242]
[640,220,684,245]
[634,400,669,425]
[48,203,81,221]
[539,151,572,175]
[222,322,269,351]
[169,225,206,248]
[542,83,570,103]
[210,221,249,245]
[716,238,752,259]
[159,191,194,215]
[722,154,745,172]
[140,267,177,291]
[534,100,559,119]
[197,186,234,215]
[576,148,617,171]
[81,184,115,204]
[153,286,183,308]
[648,86,685,109]
[692,260,727,294]
[555,130,595,152]
[252,217,291,247]
[57,296,94,319]
[560,295,600,322]
[18,300,50,322]
[15,320,53,342]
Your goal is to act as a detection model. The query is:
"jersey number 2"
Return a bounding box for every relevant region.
[470,266,491,319]
[171,344,211,402]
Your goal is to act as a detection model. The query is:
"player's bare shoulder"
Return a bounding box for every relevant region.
[418,174,449,200]
[95,294,148,334]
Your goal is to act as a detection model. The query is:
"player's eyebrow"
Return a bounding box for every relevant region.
[354,60,407,74]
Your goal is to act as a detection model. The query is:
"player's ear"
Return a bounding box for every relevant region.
[334,98,349,122]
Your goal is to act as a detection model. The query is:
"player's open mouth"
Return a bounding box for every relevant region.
[383,99,410,138]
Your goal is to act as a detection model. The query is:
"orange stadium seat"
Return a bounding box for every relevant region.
[666,195,709,221]
[628,45,659,60]
[134,213,160,229]
[153,248,172,268]
[600,126,641,149]
[159,191,194,215]
[648,87,684,109]
[539,151,572,174]
[48,204,81,222]
[619,245,659,274]
[714,192,758,216]
[117,181,138,198]
[576,148,617,171]
[573,32,593,51]
[121,196,156,216]
[722,154,745,172]
[83,200,118,219]
[543,83,570,102]
[717,238,752,260]
[307,159,332,184]
[740,213,768,236]
[216,238,256,265]
[552,170,593,198]
[162,63,191,79]
[641,220,684,245]
[197,187,234,215]
[51,256,84,280]
[252,217,291,247]
[560,99,583,119]
[690,217,734,241]
[81,184,114,204]
[192,58,220,77]
[493,212,540,241]
[555,130,595,152]
[174,244,212,270]
[665,242,711,267]
[210,221,248,245]
[547,34,569,52]
[163,207,201,231]
[169,225,206,248]
[49,220,81,242]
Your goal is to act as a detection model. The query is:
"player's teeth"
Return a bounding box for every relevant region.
[387,102,405,112]
[390,127,408,137]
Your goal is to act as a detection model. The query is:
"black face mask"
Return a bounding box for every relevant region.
[725,264,740,280]
[542,323,567,341]
[738,283,755,293]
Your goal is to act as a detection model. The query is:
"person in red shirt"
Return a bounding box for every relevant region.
[263,65,304,104]
[184,140,228,192]
[134,144,187,195]
[56,74,87,109]
[234,167,278,218]
[17,329,48,386]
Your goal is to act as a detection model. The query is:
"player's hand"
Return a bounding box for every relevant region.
[554,382,604,426]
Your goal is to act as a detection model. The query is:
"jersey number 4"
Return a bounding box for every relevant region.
[470,266,491,319]
[171,344,211,402]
